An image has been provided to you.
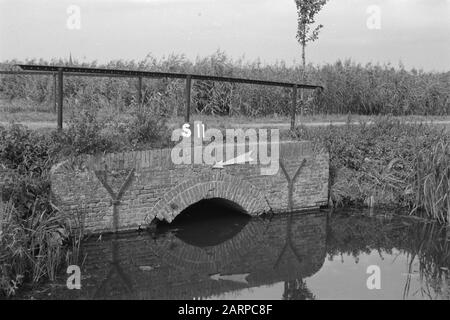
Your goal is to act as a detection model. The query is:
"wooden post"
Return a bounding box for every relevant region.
[137,76,142,105]
[185,75,192,123]
[290,85,297,131]
[53,73,57,114]
[57,68,63,131]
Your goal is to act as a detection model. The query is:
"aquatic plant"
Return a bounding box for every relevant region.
[402,221,450,299]
[0,197,69,297]
[411,141,450,224]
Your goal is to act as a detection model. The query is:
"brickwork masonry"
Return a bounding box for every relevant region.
[48,141,329,234]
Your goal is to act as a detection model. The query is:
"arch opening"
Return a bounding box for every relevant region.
[156,198,251,248]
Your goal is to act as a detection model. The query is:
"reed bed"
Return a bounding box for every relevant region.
[288,117,450,223]
[1,52,449,117]
[0,198,70,296]
[412,141,450,224]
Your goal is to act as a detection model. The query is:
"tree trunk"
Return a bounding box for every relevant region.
[301,27,306,119]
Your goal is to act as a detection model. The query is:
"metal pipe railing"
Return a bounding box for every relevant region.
[0,65,324,131]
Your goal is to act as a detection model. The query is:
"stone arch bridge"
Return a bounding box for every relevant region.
[50,141,329,234]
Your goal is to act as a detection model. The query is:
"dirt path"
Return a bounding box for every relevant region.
[2,119,450,131]
[231,120,450,129]
[0,121,59,130]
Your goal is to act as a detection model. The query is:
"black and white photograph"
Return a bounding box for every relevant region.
[0,0,449,305]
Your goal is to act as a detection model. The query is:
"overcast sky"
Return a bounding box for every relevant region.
[0,0,449,71]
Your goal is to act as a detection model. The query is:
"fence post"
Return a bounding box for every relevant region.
[57,68,64,131]
[137,76,142,105]
[53,73,57,113]
[185,75,192,123]
[291,85,297,131]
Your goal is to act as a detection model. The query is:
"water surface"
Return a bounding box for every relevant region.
[23,206,450,300]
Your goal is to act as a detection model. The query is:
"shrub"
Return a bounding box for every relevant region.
[55,108,116,156]
[125,103,170,148]
[0,124,52,176]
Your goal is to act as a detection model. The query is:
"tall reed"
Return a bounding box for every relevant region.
[411,141,450,224]
[0,198,69,296]
[288,117,449,224]
[1,52,449,116]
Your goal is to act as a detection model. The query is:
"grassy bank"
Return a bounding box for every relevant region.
[286,117,450,223]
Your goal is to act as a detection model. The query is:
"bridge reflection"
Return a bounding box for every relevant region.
[76,210,327,300]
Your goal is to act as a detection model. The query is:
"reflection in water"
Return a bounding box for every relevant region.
[92,240,134,299]
[319,212,450,300]
[283,280,316,300]
[26,207,450,300]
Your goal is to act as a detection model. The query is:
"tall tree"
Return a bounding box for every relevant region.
[294,0,327,110]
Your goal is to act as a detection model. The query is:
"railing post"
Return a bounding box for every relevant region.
[53,73,57,114]
[137,76,142,105]
[291,85,297,131]
[300,87,304,119]
[57,68,64,131]
[185,75,192,123]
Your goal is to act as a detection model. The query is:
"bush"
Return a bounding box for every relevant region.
[55,109,116,156]
[125,103,170,148]
[0,124,52,176]
[0,124,56,222]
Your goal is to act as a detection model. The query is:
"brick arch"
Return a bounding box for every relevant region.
[144,172,271,224]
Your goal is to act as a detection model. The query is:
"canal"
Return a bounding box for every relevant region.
[18,204,450,300]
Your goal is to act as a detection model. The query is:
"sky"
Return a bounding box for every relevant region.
[0,0,449,71]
